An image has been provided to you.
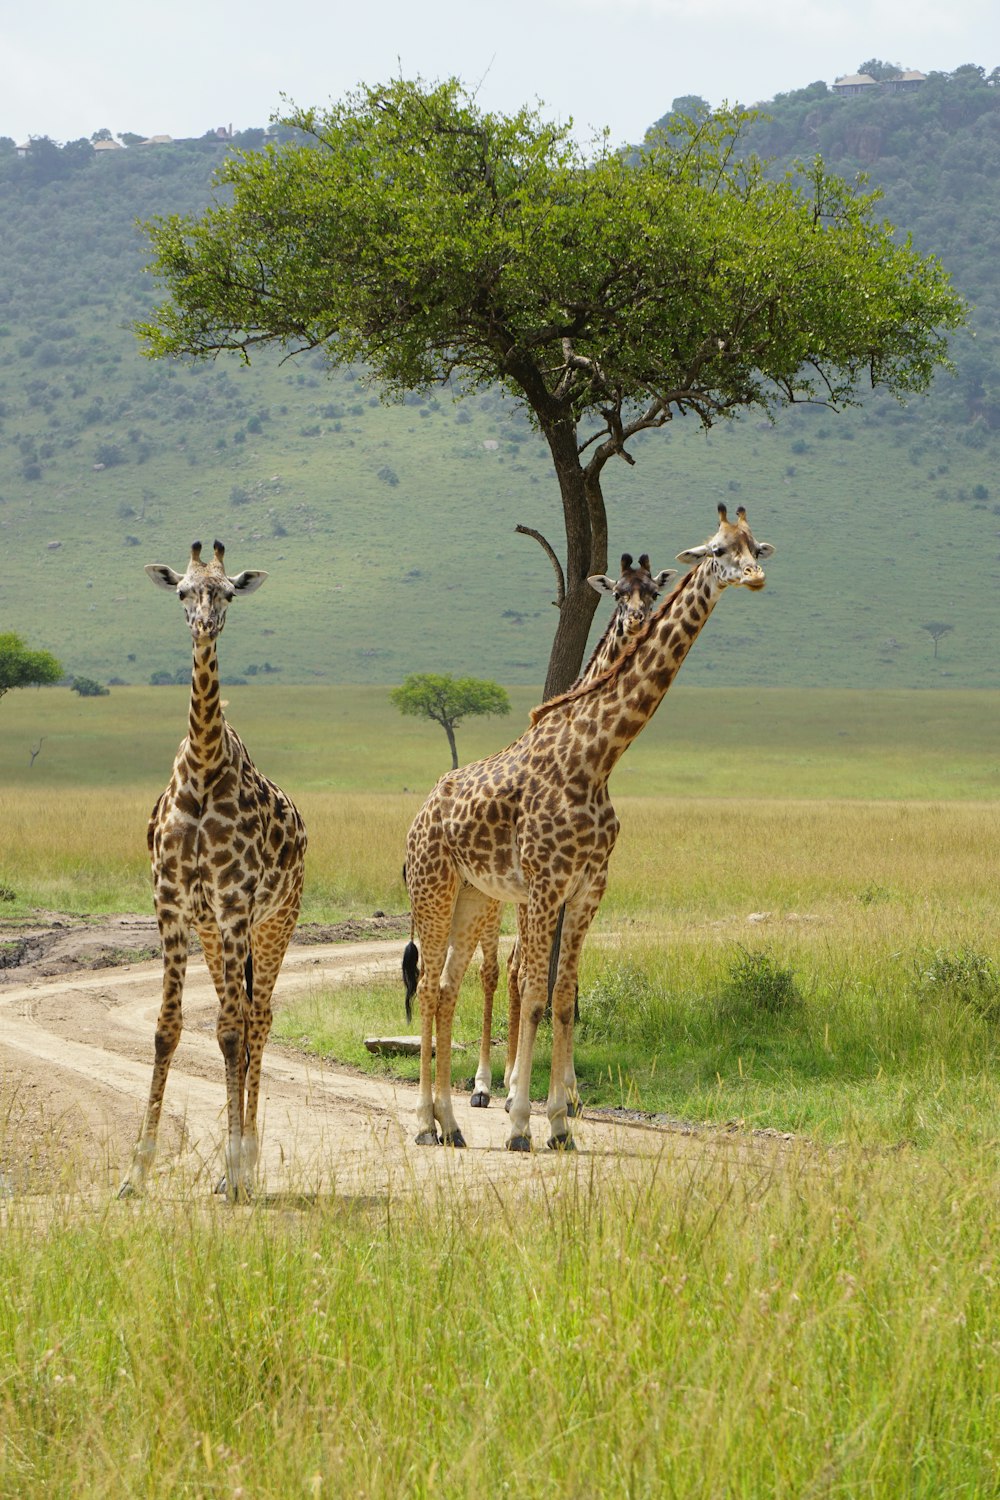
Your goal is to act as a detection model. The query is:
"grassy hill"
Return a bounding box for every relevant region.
[1,77,998,691]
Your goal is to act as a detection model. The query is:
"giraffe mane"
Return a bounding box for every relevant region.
[529,567,697,725]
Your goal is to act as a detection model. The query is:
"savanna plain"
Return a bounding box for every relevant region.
[1,685,999,1498]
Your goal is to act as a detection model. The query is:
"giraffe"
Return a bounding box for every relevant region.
[119,540,307,1200]
[403,505,773,1150]
[459,553,676,1110]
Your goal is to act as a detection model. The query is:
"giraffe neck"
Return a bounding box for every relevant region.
[541,561,724,780]
[571,611,627,689]
[186,638,228,776]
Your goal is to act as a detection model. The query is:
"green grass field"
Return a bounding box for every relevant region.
[2,685,999,1496]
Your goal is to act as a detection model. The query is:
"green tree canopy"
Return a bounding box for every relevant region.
[137,77,966,694]
[0,632,62,699]
[390,673,510,769]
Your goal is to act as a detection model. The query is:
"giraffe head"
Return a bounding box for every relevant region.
[145,540,267,641]
[588,553,677,635]
[676,505,774,590]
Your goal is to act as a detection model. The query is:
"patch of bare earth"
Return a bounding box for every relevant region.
[0,912,795,1205]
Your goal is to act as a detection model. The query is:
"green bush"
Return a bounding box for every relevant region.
[716,948,802,1020]
[919,947,1000,1019]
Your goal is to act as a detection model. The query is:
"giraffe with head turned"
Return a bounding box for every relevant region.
[119,540,307,1200]
[403,505,773,1150]
[447,552,676,1110]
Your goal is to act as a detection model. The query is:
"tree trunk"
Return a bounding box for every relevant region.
[539,417,608,699]
[444,722,460,769]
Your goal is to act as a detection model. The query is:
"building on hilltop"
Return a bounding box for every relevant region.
[833,69,927,95]
[883,70,928,92]
[832,73,878,95]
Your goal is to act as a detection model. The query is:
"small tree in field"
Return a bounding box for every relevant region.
[71,676,110,697]
[0,632,62,702]
[921,620,954,659]
[391,673,510,769]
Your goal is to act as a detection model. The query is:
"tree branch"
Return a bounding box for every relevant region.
[515,524,566,606]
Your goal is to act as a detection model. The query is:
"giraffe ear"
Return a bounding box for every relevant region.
[652,569,677,589]
[145,564,183,590]
[755,542,776,560]
[229,570,268,594]
[676,545,710,564]
[587,574,617,596]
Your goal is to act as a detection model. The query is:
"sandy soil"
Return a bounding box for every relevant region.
[0,913,793,1203]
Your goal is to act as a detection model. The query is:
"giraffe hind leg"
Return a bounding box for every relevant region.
[471,900,503,1108]
[194,922,241,1196]
[238,909,298,1188]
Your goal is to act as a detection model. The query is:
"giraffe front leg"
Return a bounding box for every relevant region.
[119,920,188,1197]
[503,929,523,1111]
[545,880,604,1150]
[505,896,563,1152]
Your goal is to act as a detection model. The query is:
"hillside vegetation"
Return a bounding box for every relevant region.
[0,66,998,689]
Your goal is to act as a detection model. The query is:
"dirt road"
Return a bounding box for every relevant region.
[0,919,787,1202]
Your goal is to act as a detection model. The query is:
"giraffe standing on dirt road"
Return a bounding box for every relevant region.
[455,552,676,1110]
[403,506,774,1152]
[120,541,307,1201]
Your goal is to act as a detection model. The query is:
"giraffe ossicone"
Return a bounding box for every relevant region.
[403,505,773,1151]
[119,539,306,1201]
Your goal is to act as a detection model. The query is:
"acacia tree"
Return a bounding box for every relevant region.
[137,77,966,695]
[391,673,510,769]
[921,620,954,658]
[0,632,62,701]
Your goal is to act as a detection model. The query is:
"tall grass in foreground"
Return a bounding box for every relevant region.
[1,1147,997,1499]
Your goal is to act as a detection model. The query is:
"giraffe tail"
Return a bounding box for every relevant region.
[402,941,419,1022]
[401,862,419,1022]
[244,951,254,1071]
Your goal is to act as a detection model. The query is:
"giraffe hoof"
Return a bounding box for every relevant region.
[216,1175,253,1203]
[547,1133,577,1152]
[566,1098,582,1119]
[116,1180,140,1200]
[415,1130,442,1146]
[504,1096,513,1114]
[443,1129,467,1148]
[505,1134,532,1153]
[470,1091,490,1109]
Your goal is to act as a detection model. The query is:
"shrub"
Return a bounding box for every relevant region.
[716,948,802,1020]
[579,963,663,1044]
[71,676,110,697]
[919,947,1000,1019]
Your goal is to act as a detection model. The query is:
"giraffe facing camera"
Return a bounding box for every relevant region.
[120,541,306,1201]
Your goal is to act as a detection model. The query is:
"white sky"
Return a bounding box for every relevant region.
[3,0,998,149]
